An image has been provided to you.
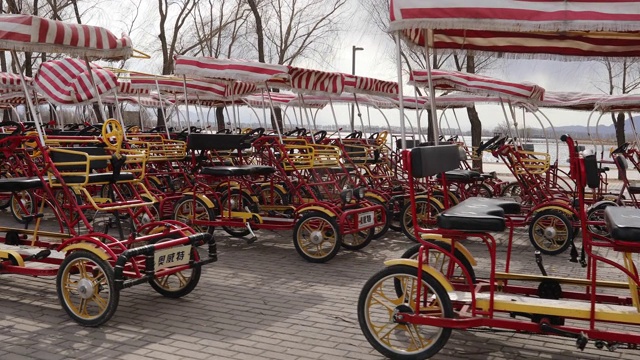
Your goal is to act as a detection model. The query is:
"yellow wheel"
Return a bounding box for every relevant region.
[173,195,215,234]
[400,198,444,242]
[10,190,35,224]
[358,265,453,359]
[149,238,201,298]
[293,211,341,263]
[375,130,389,146]
[56,250,119,327]
[101,119,124,152]
[528,209,573,255]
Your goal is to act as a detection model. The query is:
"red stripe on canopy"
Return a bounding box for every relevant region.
[34,58,117,105]
[410,69,545,101]
[389,0,640,59]
[174,55,289,83]
[0,14,132,59]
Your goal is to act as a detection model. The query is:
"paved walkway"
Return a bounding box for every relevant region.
[1,210,640,360]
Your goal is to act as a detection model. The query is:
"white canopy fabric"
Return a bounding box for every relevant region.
[0,14,132,59]
[410,69,545,101]
[34,58,117,105]
[389,0,640,59]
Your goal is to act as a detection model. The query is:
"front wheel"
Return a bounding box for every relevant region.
[149,241,201,298]
[293,211,341,263]
[173,196,215,235]
[586,203,614,237]
[400,198,444,242]
[528,210,574,255]
[10,190,35,224]
[56,250,120,327]
[365,196,391,240]
[358,264,453,359]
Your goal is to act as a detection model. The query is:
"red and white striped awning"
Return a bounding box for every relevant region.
[242,92,296,108]
[410,69,545,101]
[0,91,47,105]
[0,14,132,59]
[129,73,225,96]
[595,94,640,112]
[537,91,603,111]
[34,58,117,105]
[0,73,33,90]
[343,74,399,96]
[389,0,640,59]
[285,67,344,95]
[174,55,289,83]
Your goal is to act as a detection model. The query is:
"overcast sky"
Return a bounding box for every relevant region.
[83,1,625,134]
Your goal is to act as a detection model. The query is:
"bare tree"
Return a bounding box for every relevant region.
[248,0,348,131]
[361,0,496,159]
[596,59,640,151]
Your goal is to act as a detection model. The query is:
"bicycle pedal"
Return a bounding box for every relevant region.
[246,236,257,244]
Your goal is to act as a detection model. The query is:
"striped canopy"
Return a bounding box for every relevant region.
[0,14,132,59]
[34,58,117,105]
[537,91,604,111]
[410,69,545,101]
[174,55,289,83]
[343,74,398,97]
[175,56,345,95]
[595,94,640,112]
[0,73,33,90]
[128,73,257,100]
[389,0,640,59]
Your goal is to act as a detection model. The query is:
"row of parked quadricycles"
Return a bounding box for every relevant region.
[6,116,640,357]
[357,133,640,359]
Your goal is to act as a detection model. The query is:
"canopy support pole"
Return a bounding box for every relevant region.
[181,75,192,133]
[424,39,439,145]
[394,32,407,149]
[12,50,45,145]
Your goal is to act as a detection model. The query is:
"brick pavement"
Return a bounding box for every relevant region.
[1,210,640,360]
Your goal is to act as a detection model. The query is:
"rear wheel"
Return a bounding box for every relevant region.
[528,210,573,255]
[10,190,35,224]
[220,190,257,237]
[400,198,444,242]
[365,196,391,240]
[358,265,453,359]
[173,196,215,235]
[465,183,493,198]
[293,211,341,263]
[57,250,119,327]
[149,239,201,298]
[586,203,614,236]
[400,240,476,285]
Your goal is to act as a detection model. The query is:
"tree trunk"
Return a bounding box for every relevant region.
[426,110,435,142]
[216,106,225,131]
[613,112,625,180]
[466,56,482,171]
[614,112,626,147]
[467,106,482,171]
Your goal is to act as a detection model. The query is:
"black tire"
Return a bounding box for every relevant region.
[219,189,257,237]
[465,183,493,198]
[10,190,35,224]
[400,198,444,242]
[173,195,215,234]
[388,197,404,232]
[293,211,341,263]
[528,210,574,255]
[365,196,391,240]
[501,182,522,198]
[258,184,289,206]
[358,265,453,359]
[56,250,119,327]
[0,172,10,209]
[586,203,614,237]
[401,240,476,284]
[342,227,374,251]
[0,192,9,209]
[149,240,201,298]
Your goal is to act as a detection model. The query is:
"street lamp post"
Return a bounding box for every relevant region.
[351,45,364,133]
